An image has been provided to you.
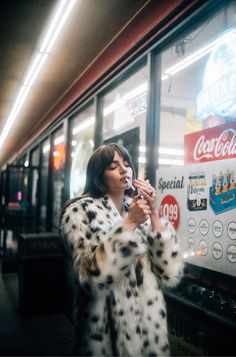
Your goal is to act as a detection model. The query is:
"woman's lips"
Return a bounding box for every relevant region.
[125,178,135,191]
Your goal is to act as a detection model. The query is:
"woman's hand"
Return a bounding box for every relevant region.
[134,179,157,213]
[124,194,151,230]
[134,179,163,232]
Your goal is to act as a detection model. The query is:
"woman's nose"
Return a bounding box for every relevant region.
[120,164,127,173]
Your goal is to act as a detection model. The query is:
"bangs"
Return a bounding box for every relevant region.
[102,144,132,168]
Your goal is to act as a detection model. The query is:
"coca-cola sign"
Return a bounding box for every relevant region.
[184,122,236,164]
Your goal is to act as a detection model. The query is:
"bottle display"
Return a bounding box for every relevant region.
[210,169,236,214]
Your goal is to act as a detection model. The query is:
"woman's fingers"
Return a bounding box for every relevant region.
[134,179,156,196]
[138,186,157,201]
[130,196,152,220]
[134,179,157,214]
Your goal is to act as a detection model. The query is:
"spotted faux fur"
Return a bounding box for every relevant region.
[60,195,184,356]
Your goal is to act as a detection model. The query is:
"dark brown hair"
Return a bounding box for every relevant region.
[82,143,135,198]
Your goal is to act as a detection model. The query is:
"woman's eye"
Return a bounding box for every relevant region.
[109,163,117,170]
[124,162,130,167]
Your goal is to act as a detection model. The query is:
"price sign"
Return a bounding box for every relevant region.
[159,194,180,230]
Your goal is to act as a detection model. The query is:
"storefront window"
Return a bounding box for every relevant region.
[39,138,50,230]
[30,147,40,166]
[51,127,66,231]
[69,103,95,198]
[102,65,148,179]
[157,1,236,279]
[159,2,236,168]
[15,154,27,166]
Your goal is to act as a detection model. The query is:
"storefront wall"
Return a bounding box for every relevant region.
[11,1,236,354]
[24,0,235,273]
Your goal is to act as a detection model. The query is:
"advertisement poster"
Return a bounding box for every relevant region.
[184,121,236,164]
[156,121,236,277]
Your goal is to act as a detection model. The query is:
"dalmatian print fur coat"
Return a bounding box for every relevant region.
[60,194,184,356]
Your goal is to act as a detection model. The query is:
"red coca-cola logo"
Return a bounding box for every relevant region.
[185,122,236,164]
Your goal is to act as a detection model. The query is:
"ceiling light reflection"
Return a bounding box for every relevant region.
[159,158,184,166]
[54,134,64,145]
[43,144,50,154]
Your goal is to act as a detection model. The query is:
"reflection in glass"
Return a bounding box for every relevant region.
[52,128,65,231]
[69,104,95,198]
[40,138,49,230]
[160,2,236,167]
[103,66,148,179]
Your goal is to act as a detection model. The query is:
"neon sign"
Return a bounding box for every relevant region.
[53,142,65,171]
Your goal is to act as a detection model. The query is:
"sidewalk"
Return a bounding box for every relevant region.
[0,261,75,356]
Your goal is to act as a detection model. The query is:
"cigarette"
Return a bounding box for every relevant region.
[125,178,135,191]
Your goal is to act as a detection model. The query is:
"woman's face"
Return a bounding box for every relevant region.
[103,151,133,195]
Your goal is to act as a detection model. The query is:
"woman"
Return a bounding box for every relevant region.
[60,143,184,356]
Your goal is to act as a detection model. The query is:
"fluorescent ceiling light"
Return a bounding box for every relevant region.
[40,0,77,53]
[103,82,147,117]
[159,158,184,166]
[139,146,146,153]
[71,140,77,146]
[139,146,184,156]
[0,86,31,149]
[43,144,50,154]
[138,157,146,164]
[72,117,95,135]
[138,157,184,165]
[103,99,124,117]
[159,147,184,156]
[54,134,65,145]
[24,53,43,86]
[123,82,148,101]
[25,53,48,87]
[0,0,77,152]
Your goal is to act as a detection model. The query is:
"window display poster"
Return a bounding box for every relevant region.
[156,158,236,277]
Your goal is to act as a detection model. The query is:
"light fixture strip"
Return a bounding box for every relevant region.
[0,86,31,148]
[9,86,30,121]
[0,0,77,151]
[54,134,65,145]
[123,82,148,101]
[28,53,49,87]
[159,158,184,165]
[23,53,43,86]
[159,147,184,156]
[72,117,95,135]
[39,0,68,53]
[45,0,77,53]
[43,144,50,153]
[163,28,236,78]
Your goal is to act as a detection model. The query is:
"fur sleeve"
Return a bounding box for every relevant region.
[60,200,146,294]
[146,218,184,288]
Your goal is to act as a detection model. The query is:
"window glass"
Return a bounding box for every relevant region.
[51,127,65,231]
[30,147,40,166]
[159,2,236,167]
[102,66,148,179]
[40,138,50,230]
[16,155,27,166]
[69,103,95,198]
[157,1,236,279]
